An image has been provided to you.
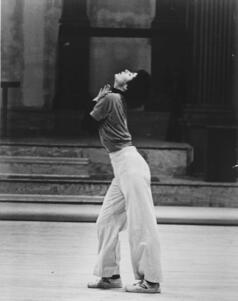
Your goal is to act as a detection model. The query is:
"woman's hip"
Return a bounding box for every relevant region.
[110,146,150,178]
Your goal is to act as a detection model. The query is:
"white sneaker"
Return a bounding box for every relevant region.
[88,277,122,289]
[125,279,161,294]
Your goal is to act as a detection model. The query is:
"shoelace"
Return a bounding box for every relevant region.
[133,279,148,288]
[139,280,150,289]
[138,280,158,289]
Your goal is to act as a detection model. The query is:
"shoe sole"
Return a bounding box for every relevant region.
[88,284,122,289]
[125,287,161,294]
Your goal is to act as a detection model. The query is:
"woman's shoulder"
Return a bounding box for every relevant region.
[103,92,121,104]
[95,93,120,110]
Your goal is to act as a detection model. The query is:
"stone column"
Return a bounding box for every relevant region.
[184,0,235,120]
[151,0,189,140]
[232,1,238,123]
[23,0,45,107]
[1,0,24,107]
[54,0,90,109]
[182,0,237,179]
[232,0,238,173]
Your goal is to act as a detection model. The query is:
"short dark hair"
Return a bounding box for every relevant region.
[124,69,151,109]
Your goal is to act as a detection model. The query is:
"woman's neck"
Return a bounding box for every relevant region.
[113,83,125,92]
[112,87,125,95]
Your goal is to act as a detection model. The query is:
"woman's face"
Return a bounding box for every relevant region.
[114,69,137,90]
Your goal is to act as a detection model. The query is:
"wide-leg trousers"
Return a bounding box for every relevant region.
[93,146,162,283]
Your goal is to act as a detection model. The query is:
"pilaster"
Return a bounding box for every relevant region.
[151,0,189,112]
[54,0,90,110]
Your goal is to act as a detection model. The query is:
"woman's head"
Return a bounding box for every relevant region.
[113,69,151,108]
[113,69,138,91]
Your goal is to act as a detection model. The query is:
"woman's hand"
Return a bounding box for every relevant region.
[93,84,111,102]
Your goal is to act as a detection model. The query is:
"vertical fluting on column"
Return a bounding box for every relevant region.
[190,0,234,107]
[232,0,238,121]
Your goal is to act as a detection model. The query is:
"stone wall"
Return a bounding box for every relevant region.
[1,0,62,109]
[1,0,155,109]
[88,0,155,96]
[1,0,24,108]
[88,0,155,28]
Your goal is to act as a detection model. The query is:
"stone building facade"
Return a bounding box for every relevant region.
[1,0,238,180]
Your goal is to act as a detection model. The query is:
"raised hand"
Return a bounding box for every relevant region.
[93,84,111,102]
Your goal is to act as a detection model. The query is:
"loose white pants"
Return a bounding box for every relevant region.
[93,146,162,283]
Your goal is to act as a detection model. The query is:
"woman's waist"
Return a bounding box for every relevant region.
[109,145,137,162]
[109,146,150,177]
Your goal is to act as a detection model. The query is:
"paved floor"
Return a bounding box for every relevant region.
[0,221,238,301]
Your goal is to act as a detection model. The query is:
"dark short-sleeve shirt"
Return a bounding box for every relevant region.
[90,93,132,153]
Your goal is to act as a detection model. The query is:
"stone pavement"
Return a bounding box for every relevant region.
[0,221,238,301]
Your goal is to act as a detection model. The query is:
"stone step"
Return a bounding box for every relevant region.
[0,175,237,207]
[0,194,103,204]
[0,156,89,176]
[1,202,238,225]
[0,139,193,178]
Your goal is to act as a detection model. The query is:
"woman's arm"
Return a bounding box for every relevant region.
[81,85,111,133]
[92,84,111,102]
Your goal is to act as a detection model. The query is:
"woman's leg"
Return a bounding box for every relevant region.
[120,152,162,283]
[93,177,127,278]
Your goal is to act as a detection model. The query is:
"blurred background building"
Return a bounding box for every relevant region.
[1,0,238,181]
